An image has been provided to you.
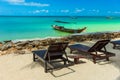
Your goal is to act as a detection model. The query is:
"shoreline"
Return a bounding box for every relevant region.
[0,31,120,56]
[12,36,63,43]
[0,30,120,43]
[68,31,120,41]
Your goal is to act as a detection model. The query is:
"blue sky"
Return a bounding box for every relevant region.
[0,0,120,16]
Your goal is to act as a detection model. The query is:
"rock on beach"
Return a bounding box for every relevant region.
[0,31,120,55]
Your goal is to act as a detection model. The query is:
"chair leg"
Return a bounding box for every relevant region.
[64,60,66,65]
[93,56,96,64]
[113,44,116,49]
[44,61,48,73]
[33,53,38,62]
[33,53,36,61]
[70,50,73,53]
[106,57,109,61]
[64,53,69,64]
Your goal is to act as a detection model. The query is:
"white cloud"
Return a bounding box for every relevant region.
[89,9,100,13]
[75,8,85,13]
[61,10,69,13]
[33,10,40,13]
[14,2,49,7]
[32,9,49,14]
[4,0,25,3]
[4,0,50,7]
[108,11,120,14]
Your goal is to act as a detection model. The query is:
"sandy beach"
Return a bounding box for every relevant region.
[0,39,120,80]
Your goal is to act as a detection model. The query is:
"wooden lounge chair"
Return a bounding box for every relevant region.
[32,42,71,73]
[111,40,120,49]
[68,40,115,63]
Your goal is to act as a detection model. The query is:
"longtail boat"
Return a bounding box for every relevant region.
[54,20,70,24]
[52,25,87,33]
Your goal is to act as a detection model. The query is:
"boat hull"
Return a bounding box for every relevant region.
[52,25,86,33]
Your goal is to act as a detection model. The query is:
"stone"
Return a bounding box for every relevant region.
[0,42,13,51]
[14,50,26,54]
[4,40,12,43]
[31,40,40,47]
[15,46,23,50]
[15,41,29,47]
[0,31,120,56]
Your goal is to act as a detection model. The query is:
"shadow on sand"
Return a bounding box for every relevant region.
[20,59,76,77]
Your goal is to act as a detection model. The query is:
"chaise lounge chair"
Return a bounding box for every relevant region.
[68,40,115,63]
[111,40,120,49]
[32,42,71,73]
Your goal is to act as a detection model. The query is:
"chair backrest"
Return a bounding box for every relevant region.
[88,40,110,52]
[44,42,69,60]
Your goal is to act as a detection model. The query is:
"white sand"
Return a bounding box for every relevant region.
[0,40,120,80]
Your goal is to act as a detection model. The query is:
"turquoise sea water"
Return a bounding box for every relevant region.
[0,16,120,41]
